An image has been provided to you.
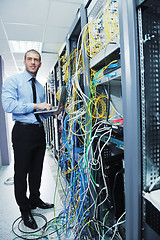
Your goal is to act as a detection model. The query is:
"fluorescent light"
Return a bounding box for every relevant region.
[9,40,42,53]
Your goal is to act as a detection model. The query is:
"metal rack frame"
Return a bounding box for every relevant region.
[46,0,160,239]
[118,0,142,239]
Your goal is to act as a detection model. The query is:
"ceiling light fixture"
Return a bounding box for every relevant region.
[9,40,42,53]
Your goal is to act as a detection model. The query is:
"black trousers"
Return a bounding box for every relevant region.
[12,123,46,214]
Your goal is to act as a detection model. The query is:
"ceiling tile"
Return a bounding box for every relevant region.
[44,26,69,43]
[0,0,84,82]
[48,1,80,27]
[4,23,45,42]
[0,0,50,25]
[43,42,60,53]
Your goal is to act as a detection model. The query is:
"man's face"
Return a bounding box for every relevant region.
[24,52,42,76]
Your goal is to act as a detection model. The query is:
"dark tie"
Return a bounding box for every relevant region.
[30,77,42,123]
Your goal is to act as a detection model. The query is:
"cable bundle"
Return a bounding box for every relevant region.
[83,0,119,59]
[45,0,124,239]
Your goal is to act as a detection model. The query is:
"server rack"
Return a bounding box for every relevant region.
[119,0,160,239]
[137,0,160,239]
[45,0,160,239]
[47,52,65,158]
[47,1,126,239]
[118,0,141,239]
[54,61,60,155]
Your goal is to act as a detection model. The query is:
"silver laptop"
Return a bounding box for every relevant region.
[34,86,66,115]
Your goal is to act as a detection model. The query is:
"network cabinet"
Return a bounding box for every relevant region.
[44,0,160,239]
[137,0,160,239]
[45,1,126,239]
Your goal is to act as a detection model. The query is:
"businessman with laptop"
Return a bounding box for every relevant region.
[1,49,63,230]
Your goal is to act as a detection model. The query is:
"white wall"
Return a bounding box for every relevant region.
[0,56,12,166]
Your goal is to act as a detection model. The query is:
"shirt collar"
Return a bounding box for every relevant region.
[23,70,37,82]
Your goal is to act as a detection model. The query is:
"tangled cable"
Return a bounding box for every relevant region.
[40,0,124,239]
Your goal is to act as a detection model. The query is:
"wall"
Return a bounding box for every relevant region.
[0,56,11,166]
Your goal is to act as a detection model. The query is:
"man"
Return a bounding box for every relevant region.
[1,49,62,230]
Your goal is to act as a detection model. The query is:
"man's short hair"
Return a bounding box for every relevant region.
[24,49,41,62]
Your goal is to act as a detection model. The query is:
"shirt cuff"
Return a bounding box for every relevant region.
[27,103,34,112]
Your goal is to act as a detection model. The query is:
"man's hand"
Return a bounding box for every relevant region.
[58,103,63,113]
[34,102,52,110]
[51,103,63,116]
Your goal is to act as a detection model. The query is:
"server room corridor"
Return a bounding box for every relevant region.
[0,149,66,239]
[1,0,160,239]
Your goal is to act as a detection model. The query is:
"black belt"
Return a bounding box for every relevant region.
[15,121,43,127]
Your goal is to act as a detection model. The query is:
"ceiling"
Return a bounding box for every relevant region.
[0,0,85,85]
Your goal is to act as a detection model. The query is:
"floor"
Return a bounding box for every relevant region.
[0,149,68,240]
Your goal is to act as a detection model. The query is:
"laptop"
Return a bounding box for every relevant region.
[34,86,66,115]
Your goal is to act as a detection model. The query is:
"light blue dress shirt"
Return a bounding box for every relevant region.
[1,70,46,124]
